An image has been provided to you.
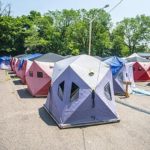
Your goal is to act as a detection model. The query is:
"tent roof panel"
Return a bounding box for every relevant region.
[35,53,64,62]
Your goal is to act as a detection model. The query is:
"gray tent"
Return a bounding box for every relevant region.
[126,53,150,62]
[35,53,64,62]
[44,55,119,128]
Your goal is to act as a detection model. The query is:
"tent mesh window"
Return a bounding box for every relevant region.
[37,72,43,78]
[29,71,33,77]
[117,72,123,82]
[58,81,65,101]
[104,82,112,101]
[70,83,79,102]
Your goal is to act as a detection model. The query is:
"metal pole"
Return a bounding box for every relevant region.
[87,4,109,55]
[88,21,92,55]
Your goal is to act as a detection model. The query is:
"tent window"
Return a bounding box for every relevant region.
[50,66,54,69]
[104,82,112,101]
[37,72,43,78]
[133,67,135,71]
[29,71,33,77]
[118,72,123,82]
[138,67,142,71]
[58,81,65,101]
[70,82,79,102]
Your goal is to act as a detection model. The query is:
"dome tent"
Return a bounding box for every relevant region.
[126,53,150,81]
[26,53,64,97]
[104,56,135,95]
[126,53,149,62]
[11,54,24,72]
[16,53,42,84]
[12,54,27,73]
[0,56,11,70]
[44,55,119,128]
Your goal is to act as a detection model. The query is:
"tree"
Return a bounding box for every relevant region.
[115,15,150,54]
[0,7,149,56]
[0,0,11,16]
[111,25,129,56]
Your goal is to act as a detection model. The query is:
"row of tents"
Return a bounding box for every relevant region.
[0,52,150,128]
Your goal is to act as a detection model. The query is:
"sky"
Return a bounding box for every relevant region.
[1,0,150,23]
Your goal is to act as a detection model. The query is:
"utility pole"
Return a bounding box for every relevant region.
[86,4,109,55]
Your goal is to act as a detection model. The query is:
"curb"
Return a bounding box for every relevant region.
[116,98,150,115]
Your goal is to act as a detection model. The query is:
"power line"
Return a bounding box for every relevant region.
[109,0,125,13]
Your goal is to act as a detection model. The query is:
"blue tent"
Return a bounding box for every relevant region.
[104,56,126,76]
[103,56,133,95]
[0,56,11,70]
[18,53,42,70]
[44,55,120,128]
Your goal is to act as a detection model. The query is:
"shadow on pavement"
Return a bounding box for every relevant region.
[8,71,15,75]
[10,74,18,79]
[38,107,57,126]
[147,83,150,86]
[13,80,23,85]
[17,88,34,99]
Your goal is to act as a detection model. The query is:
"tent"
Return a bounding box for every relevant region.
[94,56,103,61]
[126,53,150,81]
[126,53,149,62]
[137,52,150,60]
[16,53,42,84]
[26,53,64,97]
[104,56,135,95]
[44,55,119,128]
[0,56,11,70]
[16,54,32,77]
[132,62,150,81]
[11,54,27,73]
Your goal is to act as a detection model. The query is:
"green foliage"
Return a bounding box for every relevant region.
[114,15,150,55]
[0,7,150,57]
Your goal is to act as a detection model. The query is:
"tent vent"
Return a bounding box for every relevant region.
[29,71,33,77]
[104,82,112,101]
[58,81,65,101]
[138,67,142,71]
[89,71,94,76]
[37,72,43,78]
[70,82,79,102]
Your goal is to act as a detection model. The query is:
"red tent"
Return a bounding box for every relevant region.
[11,54,26,73]
[11,57,19,73]
[25,53,64,97]
[10,57,15,71]
[16,54,42,84]
[133,62,150,81]
[19,60,32,84]
[15,59,21,76]
[126,53,150,82]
